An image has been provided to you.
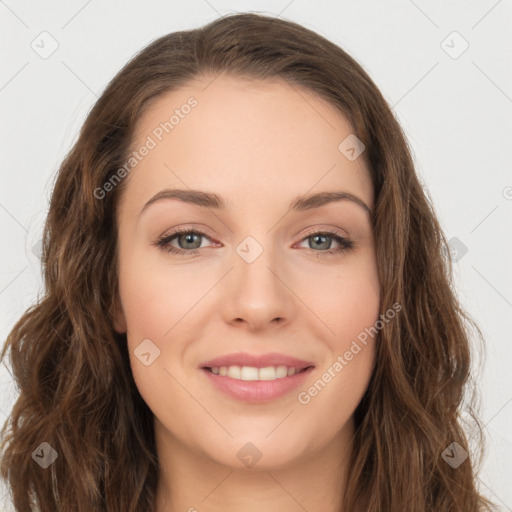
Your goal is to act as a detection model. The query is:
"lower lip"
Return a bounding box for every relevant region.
[201,367,314,403]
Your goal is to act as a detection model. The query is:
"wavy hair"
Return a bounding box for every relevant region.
[1,12,497,512]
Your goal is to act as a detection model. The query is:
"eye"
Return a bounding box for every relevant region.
[154,227,355,257]
[154,228,216,255]
[295,228,355,256]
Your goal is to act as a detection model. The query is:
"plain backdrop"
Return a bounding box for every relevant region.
[1,1,511,510]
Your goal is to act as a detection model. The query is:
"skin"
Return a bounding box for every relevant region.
[113,74,380,512]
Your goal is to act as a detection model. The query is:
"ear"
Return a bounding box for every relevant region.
[112,294,127,334]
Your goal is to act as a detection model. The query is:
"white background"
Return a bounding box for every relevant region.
[1,1,511,510]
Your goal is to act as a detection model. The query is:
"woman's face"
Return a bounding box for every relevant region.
[113,75,380,469]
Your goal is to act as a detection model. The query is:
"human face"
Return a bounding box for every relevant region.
[113,74,380,470]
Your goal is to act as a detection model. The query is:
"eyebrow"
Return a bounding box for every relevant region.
[139,188,372,216]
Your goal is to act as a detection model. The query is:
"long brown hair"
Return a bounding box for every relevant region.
[0,12,497,511]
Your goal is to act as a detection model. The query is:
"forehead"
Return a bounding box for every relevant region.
[121,74,373,218]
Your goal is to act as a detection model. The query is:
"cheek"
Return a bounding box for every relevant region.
[299,254,380,409]
[118,256,188,416]
[118,253,204,394]
[333,272,380,345]
[307,251,380,345]
[118,253,192,342]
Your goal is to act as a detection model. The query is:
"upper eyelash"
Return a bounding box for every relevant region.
[154,227,354,256]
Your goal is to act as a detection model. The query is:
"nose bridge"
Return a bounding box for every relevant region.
[224,232,292,327]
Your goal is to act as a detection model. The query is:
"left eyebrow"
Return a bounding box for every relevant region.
[289,191,371,216]
[139,188,372,216]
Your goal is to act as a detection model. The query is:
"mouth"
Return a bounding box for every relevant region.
[202,365,313,381]
[200,365,315,403]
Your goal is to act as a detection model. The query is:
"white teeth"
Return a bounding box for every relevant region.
[258,366,277,380]
[208,365,305,381]
[241,366,259,381]
[227,366,241,379]
[275,365,288,378]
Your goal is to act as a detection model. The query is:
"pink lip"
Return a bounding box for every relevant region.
[201,366,314,403]
[199,351,314,370]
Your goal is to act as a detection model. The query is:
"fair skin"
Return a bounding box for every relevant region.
[113,74,380,512]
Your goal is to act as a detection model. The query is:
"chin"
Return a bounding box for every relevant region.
[199,429,309,470]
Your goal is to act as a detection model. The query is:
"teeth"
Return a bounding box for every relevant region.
[259,366,277,380]
[275,365,288,378]
[241,366,259,380]
[227,366,241,379]
[208,365,305,381]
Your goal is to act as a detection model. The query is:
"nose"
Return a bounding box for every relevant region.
[220,242,295,332]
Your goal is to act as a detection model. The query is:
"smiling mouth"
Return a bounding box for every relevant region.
[203,365,313,381]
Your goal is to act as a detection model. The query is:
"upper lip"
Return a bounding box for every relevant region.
[200,352,315,370]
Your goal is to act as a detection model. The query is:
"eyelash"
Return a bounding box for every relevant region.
[154,227,355,257]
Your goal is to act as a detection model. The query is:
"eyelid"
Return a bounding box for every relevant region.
[158,224,218,242]
[298,225,349,240]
